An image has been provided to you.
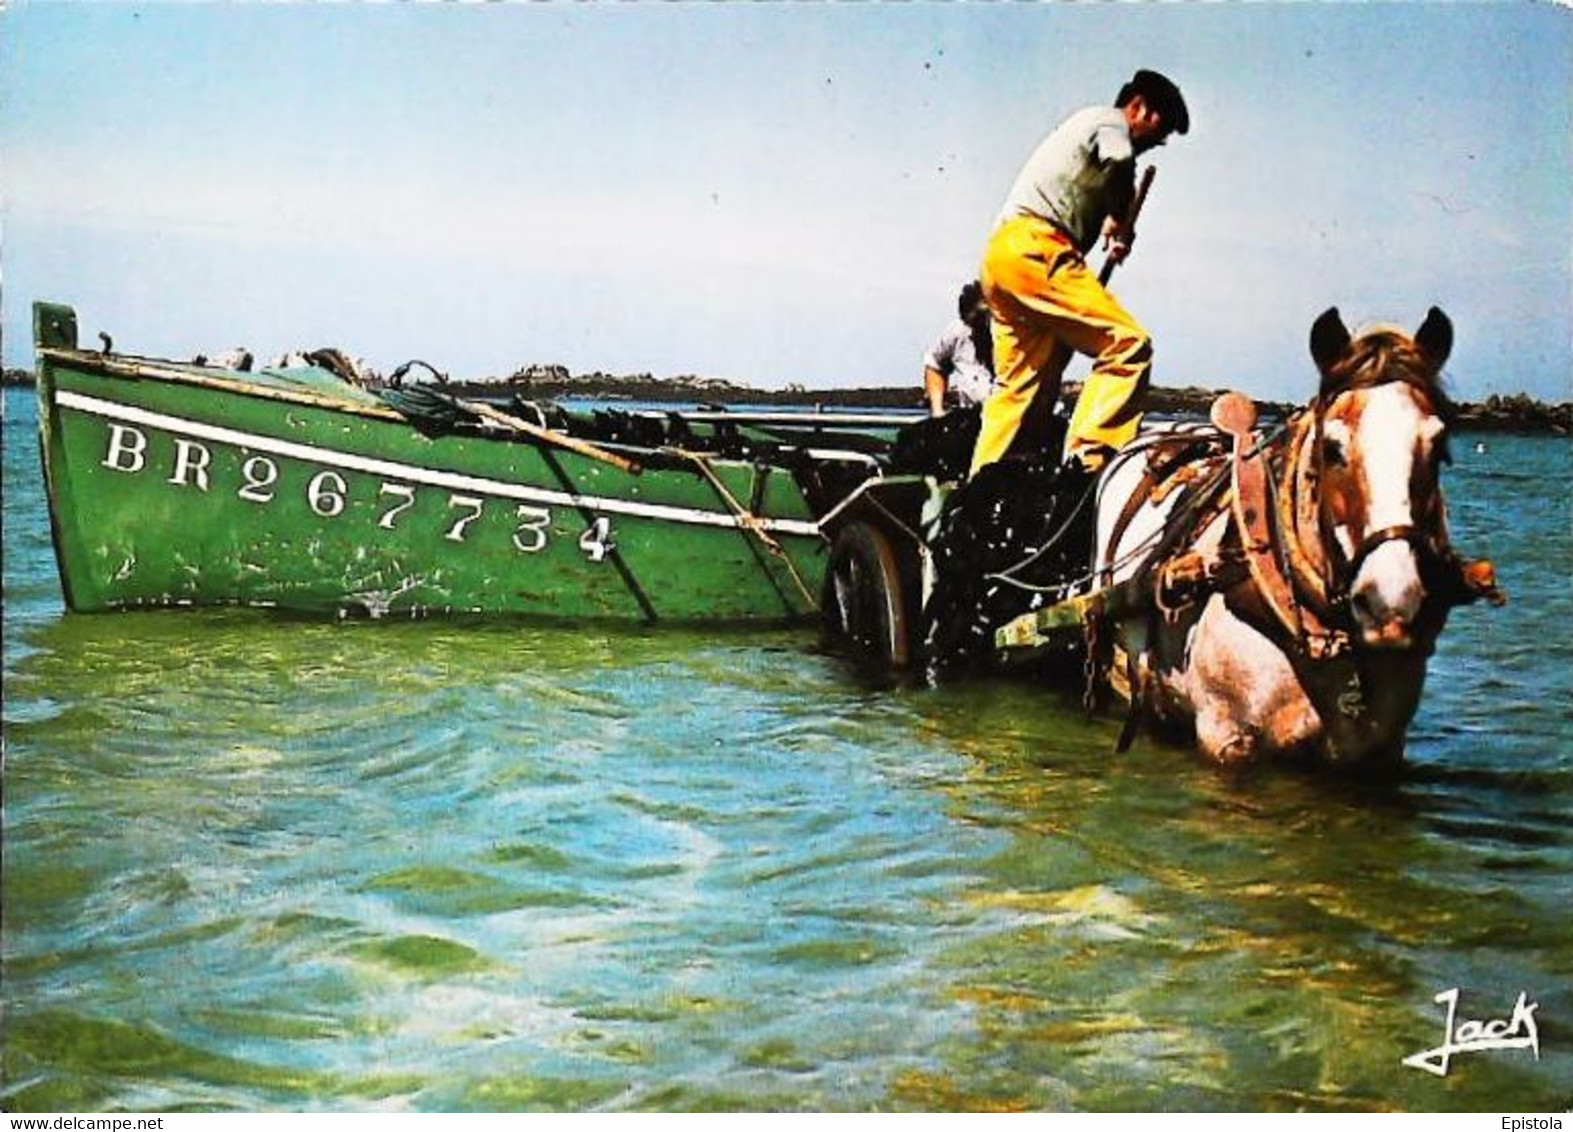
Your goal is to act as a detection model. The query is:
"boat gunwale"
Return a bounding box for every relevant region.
[37,346,409,421]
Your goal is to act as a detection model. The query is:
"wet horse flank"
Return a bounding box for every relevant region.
[1094,308,1502,771]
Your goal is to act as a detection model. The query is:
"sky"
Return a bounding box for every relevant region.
[2,2,1570,404]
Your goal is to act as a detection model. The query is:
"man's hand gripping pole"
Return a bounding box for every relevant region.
[1099,164,1157,285]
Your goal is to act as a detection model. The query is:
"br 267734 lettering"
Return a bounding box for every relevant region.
[99,422,582,556]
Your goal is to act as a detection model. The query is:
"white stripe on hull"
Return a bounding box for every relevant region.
[54,390,824,538]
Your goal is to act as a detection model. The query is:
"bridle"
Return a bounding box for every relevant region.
[1273,349,1454,653]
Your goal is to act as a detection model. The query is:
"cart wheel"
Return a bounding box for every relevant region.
[823,521,912,668]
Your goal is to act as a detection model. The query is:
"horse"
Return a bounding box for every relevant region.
[1091,307,1502,771]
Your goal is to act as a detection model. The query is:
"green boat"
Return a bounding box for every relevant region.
[32,301,928,628]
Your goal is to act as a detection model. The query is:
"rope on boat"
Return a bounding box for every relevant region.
[380,383,641,473]
[379,384,476,433]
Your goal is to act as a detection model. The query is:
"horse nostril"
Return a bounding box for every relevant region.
[1351,575,1419,644]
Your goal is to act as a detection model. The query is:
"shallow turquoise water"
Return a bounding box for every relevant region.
[3,386,1569,1111]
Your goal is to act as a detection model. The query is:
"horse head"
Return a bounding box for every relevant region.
[1304,307,1456,651]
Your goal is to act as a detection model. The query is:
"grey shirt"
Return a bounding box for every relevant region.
[996,105,1134,252]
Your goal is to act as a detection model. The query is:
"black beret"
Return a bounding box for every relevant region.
[1128,69,1189,135]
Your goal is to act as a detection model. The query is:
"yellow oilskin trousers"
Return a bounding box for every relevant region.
[969,215,1153,476]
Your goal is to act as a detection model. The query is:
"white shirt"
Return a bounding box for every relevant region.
[924,319,994,406]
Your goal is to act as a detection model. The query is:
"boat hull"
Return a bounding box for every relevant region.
[35,331,833,623]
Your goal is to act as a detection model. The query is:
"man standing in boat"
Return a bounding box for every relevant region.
[968,69,1189,477]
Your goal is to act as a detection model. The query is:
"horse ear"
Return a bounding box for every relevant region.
[1415,306,1453,369]
[1310,307,1351,373]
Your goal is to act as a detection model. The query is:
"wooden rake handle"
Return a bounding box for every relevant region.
[1098,164,1158,287]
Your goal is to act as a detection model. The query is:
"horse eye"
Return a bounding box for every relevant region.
[1323,437,1348,466]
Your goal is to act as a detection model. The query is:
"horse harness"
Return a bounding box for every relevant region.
[1087,379,1504,746]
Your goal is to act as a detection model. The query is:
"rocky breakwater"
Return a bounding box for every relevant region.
[456,365,1572,434]
[1453,392,1573,434]
[447,363,757,404]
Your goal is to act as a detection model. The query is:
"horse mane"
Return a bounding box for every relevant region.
[1319,325,1456,423]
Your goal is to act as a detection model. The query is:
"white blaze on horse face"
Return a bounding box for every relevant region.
[1349,384,1431,644]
